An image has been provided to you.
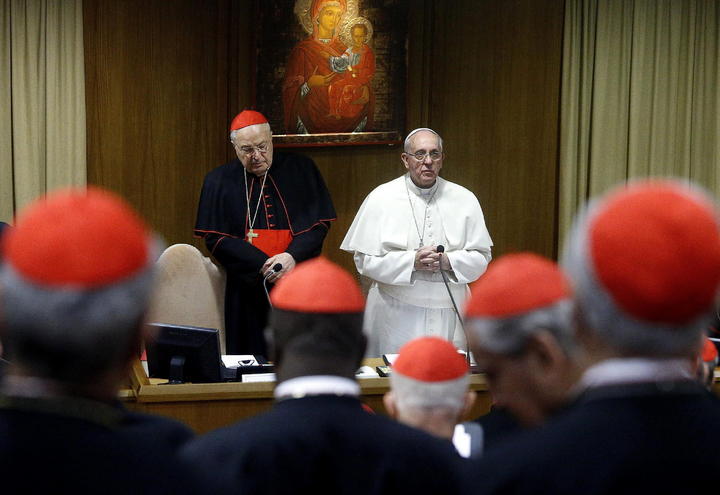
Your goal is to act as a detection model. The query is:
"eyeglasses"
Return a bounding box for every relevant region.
[238,143,269,155]
[406,150,443,161]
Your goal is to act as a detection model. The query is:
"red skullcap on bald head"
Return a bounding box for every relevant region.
[2,187,151,288]
[588,182,720,325]
[230,110,269,132]
[393,337,468,382]
[465,253,571,319]
[271,257,365,313]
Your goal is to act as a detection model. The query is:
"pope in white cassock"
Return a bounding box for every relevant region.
[340,128,493,356]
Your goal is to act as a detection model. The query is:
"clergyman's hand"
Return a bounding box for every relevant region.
[414,246,440,272]
[261,252,296,283]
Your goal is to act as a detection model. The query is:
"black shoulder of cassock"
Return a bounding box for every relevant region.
[194,152,336,239]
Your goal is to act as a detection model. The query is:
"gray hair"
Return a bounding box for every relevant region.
[466,299,576,356]
[230,122,272,143]
[562,188,714,357]
[390,372,468,413]
[0,261,156,383]
[404,128,443,153]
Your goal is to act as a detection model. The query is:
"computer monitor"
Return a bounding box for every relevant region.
[145,323,222,384]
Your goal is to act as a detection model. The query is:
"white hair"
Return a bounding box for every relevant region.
[230,122,272,143]
[404,128,443,153]
[0,254,156,382]
[562,186,715,357]
[466,299,576,356]
[390,372,468,413]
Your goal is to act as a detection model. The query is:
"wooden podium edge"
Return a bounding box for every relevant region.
[127,358,150,398]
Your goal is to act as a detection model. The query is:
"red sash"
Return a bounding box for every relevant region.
[247,229,292,257]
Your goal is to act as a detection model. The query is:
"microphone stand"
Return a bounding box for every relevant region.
[262,263,283,308]
[436,246,471,366]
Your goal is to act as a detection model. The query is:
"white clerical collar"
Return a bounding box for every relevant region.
[405,173,438,198]
[274,375,360,401]
[574,357,694,394]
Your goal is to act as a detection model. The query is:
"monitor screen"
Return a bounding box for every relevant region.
[145,323,222,384]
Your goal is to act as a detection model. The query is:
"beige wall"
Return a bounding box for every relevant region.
[83,0,564,275]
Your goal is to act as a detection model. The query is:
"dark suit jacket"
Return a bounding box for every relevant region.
[468,381,720,494]
[0,395,204,494]
[181,394,465,494]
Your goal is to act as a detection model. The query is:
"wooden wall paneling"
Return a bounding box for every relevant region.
[427,0,565,260]
[227,0,252,155]
[84,0,231,250]
[84,0,566,276]
[310,145,403,275]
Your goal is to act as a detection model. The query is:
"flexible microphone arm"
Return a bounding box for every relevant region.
[263,263,283,308]
[436,245,471,365]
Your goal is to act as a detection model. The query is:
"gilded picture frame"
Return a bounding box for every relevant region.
[252,0,408,147]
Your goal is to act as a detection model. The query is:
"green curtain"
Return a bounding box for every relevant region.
[0,0,86,224]
[559,0,720,241]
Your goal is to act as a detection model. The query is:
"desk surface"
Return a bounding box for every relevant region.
[122,358,492,433]
[122,360,720,434]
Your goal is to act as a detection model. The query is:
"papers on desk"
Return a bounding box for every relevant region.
[222,355,258,368]
[241,373,276,383]
[355,366,379,379]
[222,359,378,381]
[384,351,476,367]
[240,367,377,382]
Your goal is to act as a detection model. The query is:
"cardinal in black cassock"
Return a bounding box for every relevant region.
[194,110,335,356]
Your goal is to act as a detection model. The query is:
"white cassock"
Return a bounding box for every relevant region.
[340,174,492,356]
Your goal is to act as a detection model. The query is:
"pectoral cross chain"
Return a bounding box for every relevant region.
[246,228,259,244]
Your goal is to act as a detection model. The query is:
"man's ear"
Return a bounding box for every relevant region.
[525,330,566,377]
[401,153,410,171]
[383,392,397,419]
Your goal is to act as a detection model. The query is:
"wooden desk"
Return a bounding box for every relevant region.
[121,360,493,433]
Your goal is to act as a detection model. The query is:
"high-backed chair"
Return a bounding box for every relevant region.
[147,243,227,354]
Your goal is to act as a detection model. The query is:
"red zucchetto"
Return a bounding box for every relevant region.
[229,110,269,132]
[464,252,571,319]
[393,337,468,383]
[2,186,151,288]
[588,182,720,325]
[271,257,365,313]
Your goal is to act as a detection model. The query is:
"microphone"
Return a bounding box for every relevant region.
[264,263,283,280]
[436,245,471,365]
[263,263,283,307]
[436,247,458,318]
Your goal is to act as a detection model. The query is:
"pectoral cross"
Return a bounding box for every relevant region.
[246,229,259,244]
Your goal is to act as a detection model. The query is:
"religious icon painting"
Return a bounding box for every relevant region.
[252,0,408,147]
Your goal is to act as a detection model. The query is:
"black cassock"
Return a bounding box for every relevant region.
[180,395,465,494]
[0,395,208,493]
[194,152,336,356]
[468,381,720,493]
